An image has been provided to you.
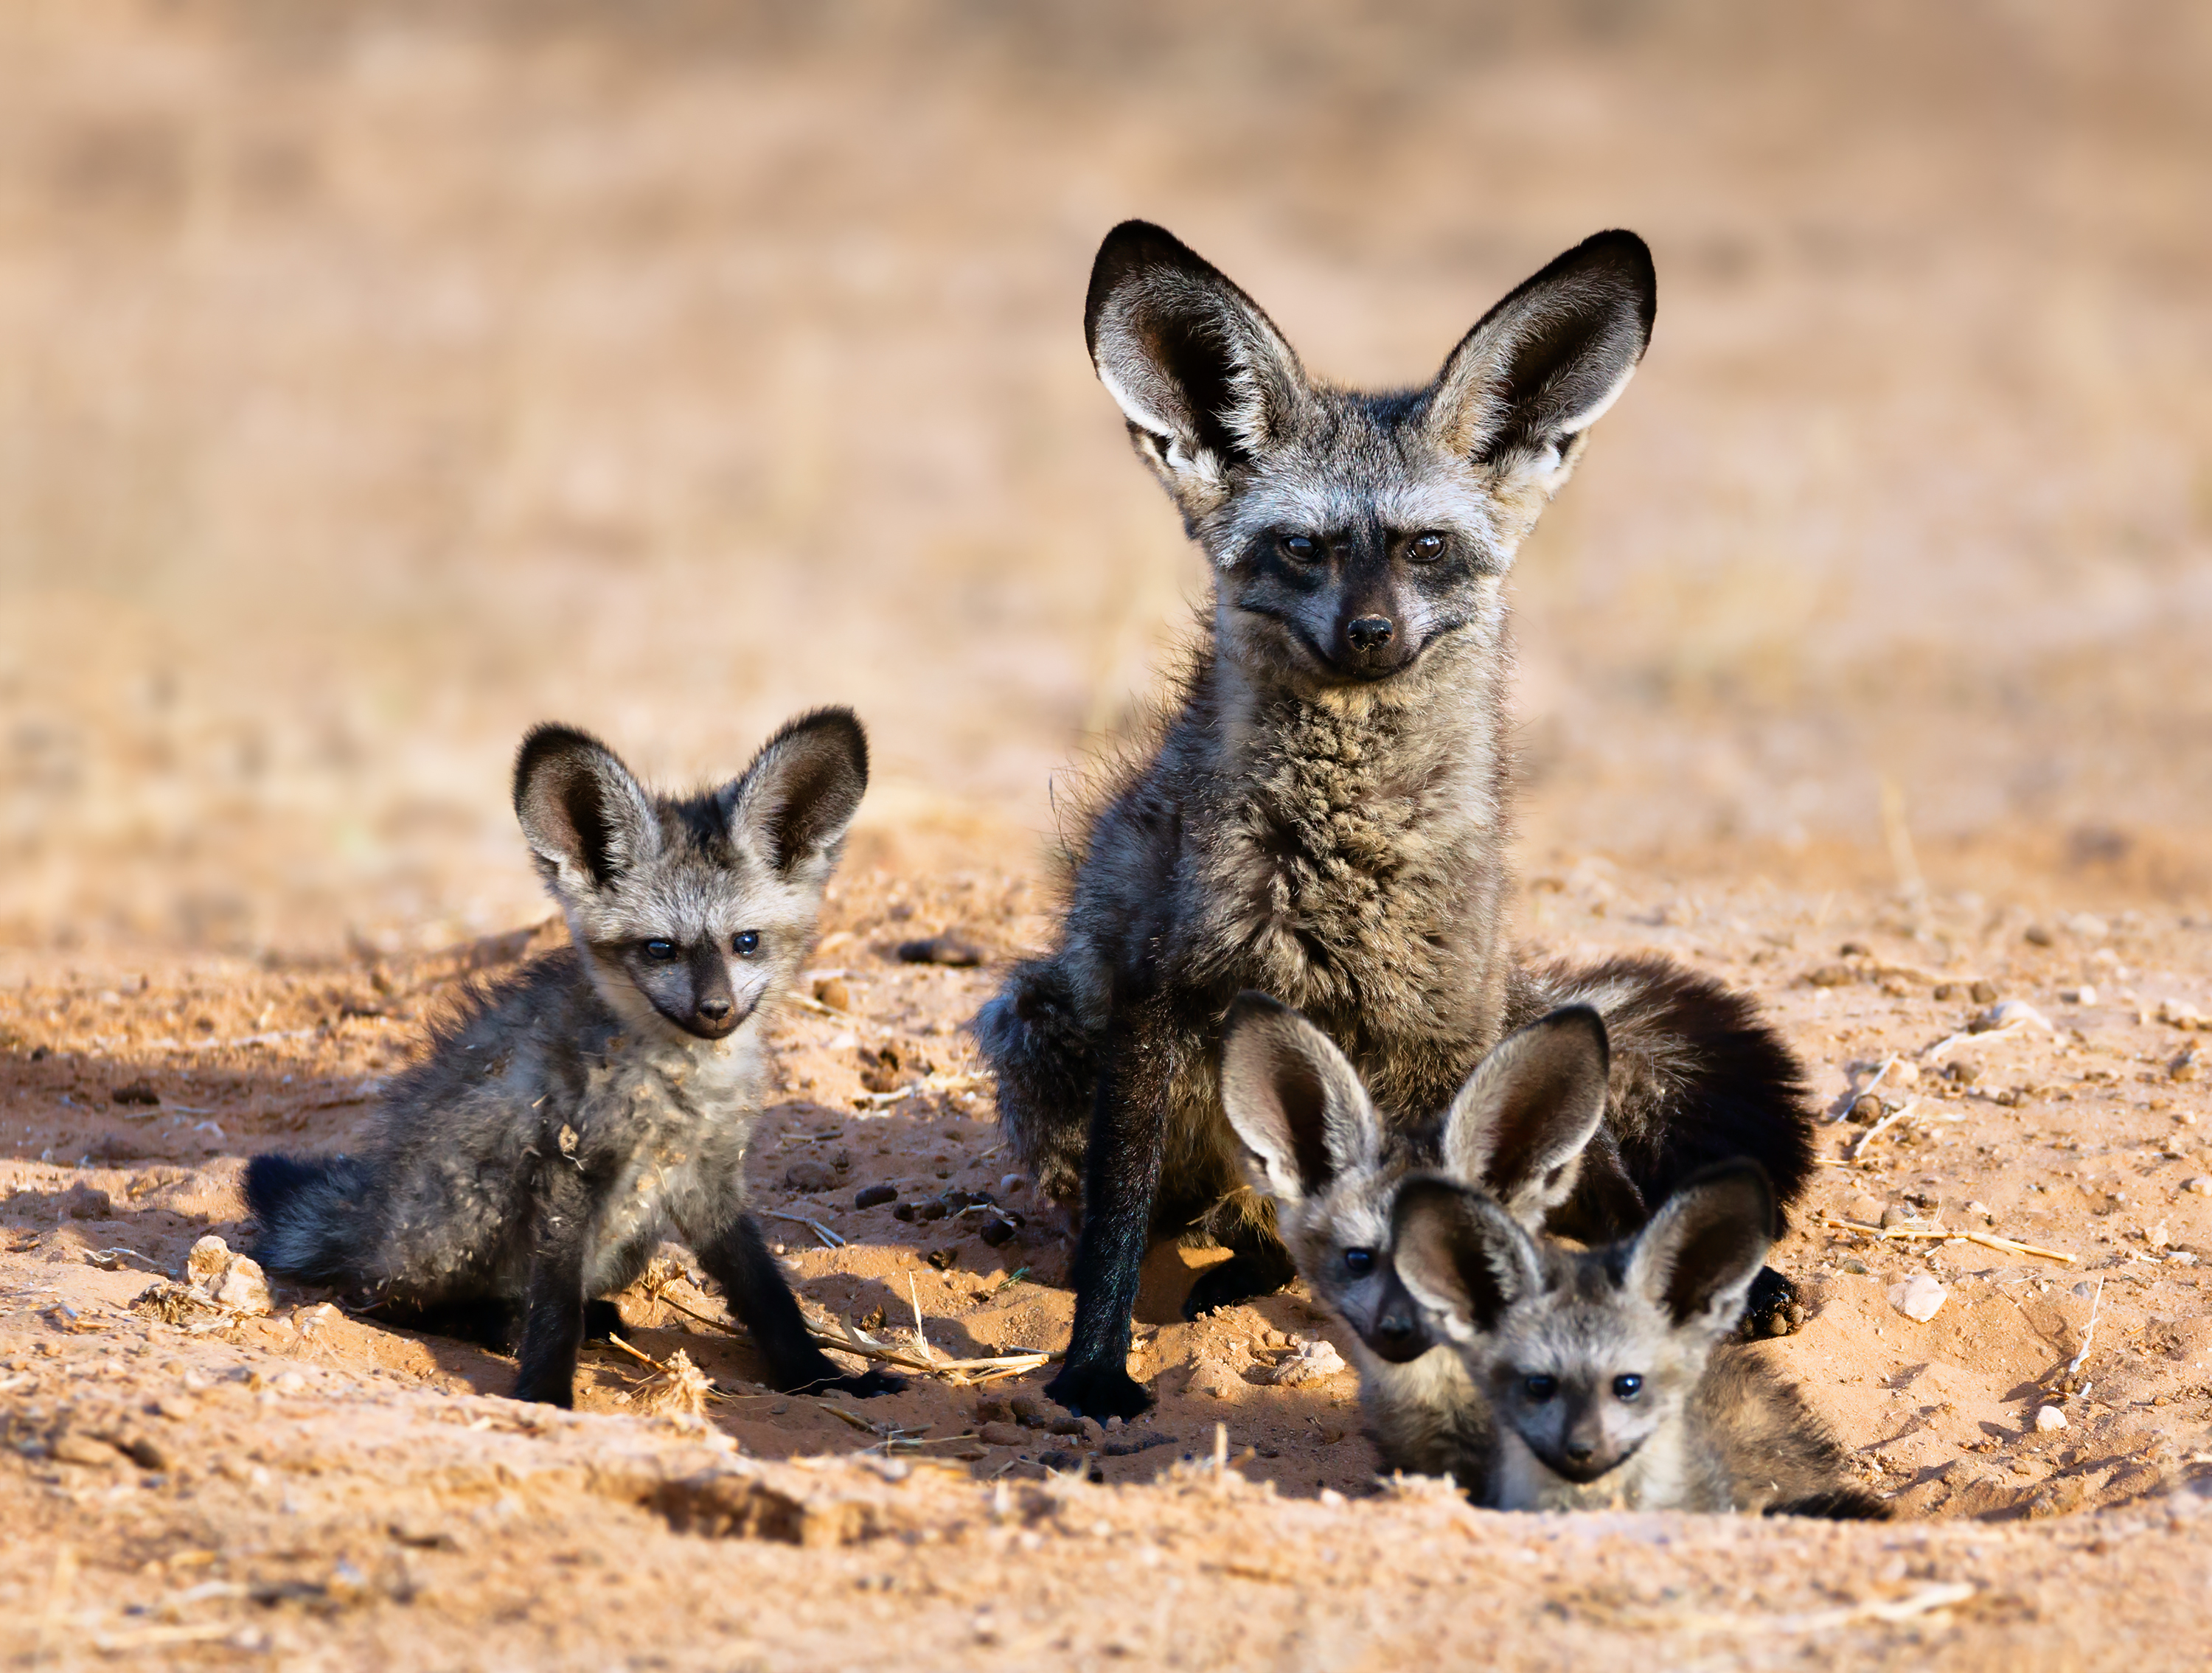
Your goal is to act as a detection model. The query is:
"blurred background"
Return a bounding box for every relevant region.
[1,0,2207,959]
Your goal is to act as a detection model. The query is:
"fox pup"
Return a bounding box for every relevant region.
[246,712,900,1409]
[1391,1162,1885,1517]
[1221,992,1613,1486]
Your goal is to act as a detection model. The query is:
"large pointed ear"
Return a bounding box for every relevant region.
[1623,1161,1775,1341]
[513,724,662,895]
[1440,1005,1610,1229]
[1217,992,1382,1205]
[1390,1176,1544,1341]
[1085,220,1310,507]
[721,708,869,878]
[1424,229,1655,498]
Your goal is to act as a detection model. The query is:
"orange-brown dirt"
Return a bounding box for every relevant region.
[4,3,2212,1669]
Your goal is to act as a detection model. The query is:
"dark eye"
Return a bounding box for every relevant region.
[642,939,678,962]
[733,931,760,958]
[1613,1374,1644,1401]
[1341,1248,1375,1276]
[1523,1374,1558,1402]
[1406,532,1445,563]
[1279,533,1319,563]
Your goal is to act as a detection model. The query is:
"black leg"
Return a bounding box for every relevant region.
[1182,1225,1297,1321]
[512,1170,593,1408]
[694,1212,902,1399]
[1046,988,1176,1420]
[1741,1265,1804,1339]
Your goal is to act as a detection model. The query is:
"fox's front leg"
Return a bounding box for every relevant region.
[1046,987,1177,1421]
[693,1211,902,1399]
[512,1165,594,1407]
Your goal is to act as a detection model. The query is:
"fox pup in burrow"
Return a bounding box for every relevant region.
[1391,1161,1885,1517]
[246,711,901,1409]
[1220,993,1612,1488]
[1220,975,1812,1487]
[975,219,1812,1419]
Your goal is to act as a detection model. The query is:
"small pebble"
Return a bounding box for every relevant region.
[1966,1200,1994,1218]
[1808,964,1857,988]
[1888,1272,1947,1321]
[781,1160,839,1194]
[2024,924,2054,947]
[2147,1223,2171,1249]
[2035,1405,2068,1433]
[998,1173,1027,1196]
[894,935,985,968]
[812,977,850,1012]
[1969,980,2000,1004]
[2061,986,2096,1006]
[853,1183,897,1209]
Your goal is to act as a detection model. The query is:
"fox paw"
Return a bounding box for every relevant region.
[1182,1254,1293,1321]
[1046,1361,1153,1422]
[819,1369,905,1400]
[1742,1265,1805,1339]
[787,1364,905,1399]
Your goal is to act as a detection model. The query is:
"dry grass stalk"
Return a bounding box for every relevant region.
[852,1071,992,1108]
[1818,1213,2077,1265]
[762,1209,846,1249]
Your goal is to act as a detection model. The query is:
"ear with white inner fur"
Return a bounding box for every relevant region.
[721,707,869,879]
[1424,229,1655,498]
[1217,992,1382,1205]
[1622,1161,1775,1342]
[1389,1176,1543,1342]
[512,724,662,897]
[1085,220,1310,507]
[1439,1004,1611,1228]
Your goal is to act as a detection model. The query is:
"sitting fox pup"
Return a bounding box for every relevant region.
[246,712,901,1409]
[1391,1163,1885,1517]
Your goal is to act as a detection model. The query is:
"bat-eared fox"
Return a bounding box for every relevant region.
[246,712,900,1409]
[975,220,1814,1419]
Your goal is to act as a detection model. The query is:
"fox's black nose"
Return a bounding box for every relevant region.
[696,996,733,1023]
[1346,615,1394,653]
[1564,1439,1595,1461]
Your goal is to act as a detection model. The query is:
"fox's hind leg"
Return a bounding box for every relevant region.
[1181,1211,1296,1321]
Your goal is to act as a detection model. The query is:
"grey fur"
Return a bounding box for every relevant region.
[1392,1164,1883,1517]
[1219,995,1608,1488]
[247,712,899,1409]
[975,220,1661,1419]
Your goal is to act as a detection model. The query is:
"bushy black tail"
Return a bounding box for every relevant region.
[1508,954,1816,1222]
[243,1152,377,1285]
[1765,1489,1893,1521]
[970,956,1099,1207]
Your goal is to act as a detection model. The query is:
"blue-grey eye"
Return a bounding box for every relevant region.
[1341,1248,1375,1276]
[1523,1374,1558,1402]
[643,939,678,962]
[1407,532,1445,563]
[733,931,760,958]
[1613,1374,1644,1401]
[1280,533,1319,562]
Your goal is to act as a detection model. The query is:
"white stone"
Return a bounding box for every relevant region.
[2148,1223,2171,1249]
[1888,1273,1948,1322]
[2061,986,2096,1006]
[1262,1338,1349,1386]
[2035,1405,2069,1432]
[212,1255,273,1316]
[185,1234,232,1287]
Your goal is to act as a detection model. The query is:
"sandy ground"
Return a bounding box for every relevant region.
[2,866,2210,1668]
[4,2,2212,1668]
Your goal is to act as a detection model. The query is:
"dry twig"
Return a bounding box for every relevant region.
[1819,1214,2076,1265]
